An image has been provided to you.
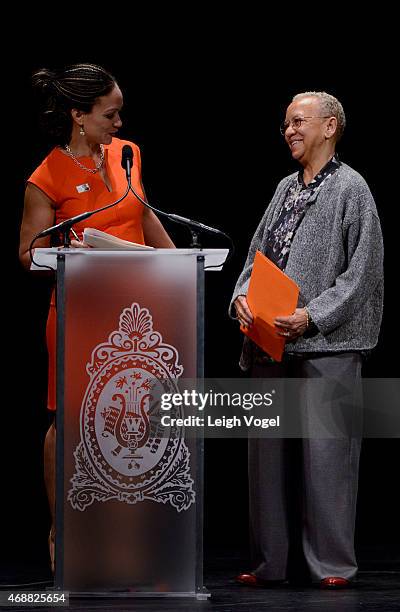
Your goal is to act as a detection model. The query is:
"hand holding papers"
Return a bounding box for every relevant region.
[240,250,299,362]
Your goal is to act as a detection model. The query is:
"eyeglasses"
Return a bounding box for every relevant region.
[280,116,331,135]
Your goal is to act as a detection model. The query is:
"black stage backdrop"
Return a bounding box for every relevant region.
[3,40,399,577]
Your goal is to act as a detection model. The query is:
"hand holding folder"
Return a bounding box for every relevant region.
[240,250,299,362]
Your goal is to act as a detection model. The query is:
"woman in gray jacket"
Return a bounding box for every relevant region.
[232,92,383,589]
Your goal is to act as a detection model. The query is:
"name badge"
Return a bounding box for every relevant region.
[76,183,90,193]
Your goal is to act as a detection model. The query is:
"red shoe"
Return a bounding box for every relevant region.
[320,576,350,589]
[235,573,284,587]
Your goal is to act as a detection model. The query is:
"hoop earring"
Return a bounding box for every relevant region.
[79,125,85,136]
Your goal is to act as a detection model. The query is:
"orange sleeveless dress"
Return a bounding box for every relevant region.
[28,138,146,411]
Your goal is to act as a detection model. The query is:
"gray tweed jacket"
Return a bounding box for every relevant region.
[230,163,384,370]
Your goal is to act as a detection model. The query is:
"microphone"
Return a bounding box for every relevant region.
[36,210,96,239]
[121,144,133,182]
[35,146,134,242]
[123,147,228,240]
[34,143,233,265]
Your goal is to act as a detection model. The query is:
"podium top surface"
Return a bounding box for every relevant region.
[31,248,229,271]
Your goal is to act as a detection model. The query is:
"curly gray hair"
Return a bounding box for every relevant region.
[292,91,346,142]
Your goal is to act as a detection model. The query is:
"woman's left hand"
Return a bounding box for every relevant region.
[275,307,308,341]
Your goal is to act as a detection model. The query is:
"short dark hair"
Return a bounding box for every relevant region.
[32,63,117,144]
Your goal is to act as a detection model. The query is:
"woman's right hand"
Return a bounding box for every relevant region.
[70,239,90,248]
[234,295,253,329]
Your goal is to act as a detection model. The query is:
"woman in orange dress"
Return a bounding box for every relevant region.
[19,63,174,570]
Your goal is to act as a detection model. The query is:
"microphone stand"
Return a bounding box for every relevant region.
[122,151,230,252]
[31,148,234,270]
[61,226,72,248]
[126,179,234,263]
[29,185,130,269]
[125,173,229,251]
[189,230,201,249]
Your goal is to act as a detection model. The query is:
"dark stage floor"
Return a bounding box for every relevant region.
[1,555,399,611]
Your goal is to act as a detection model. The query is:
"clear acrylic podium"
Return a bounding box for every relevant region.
[34,248,227,599]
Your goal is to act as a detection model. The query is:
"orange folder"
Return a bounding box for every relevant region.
[240,250,299,362]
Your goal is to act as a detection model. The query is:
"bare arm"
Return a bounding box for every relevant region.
[19,183,56,271]
[142,206,175,248]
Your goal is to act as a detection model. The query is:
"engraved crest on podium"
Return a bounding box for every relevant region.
[68,303,195,512]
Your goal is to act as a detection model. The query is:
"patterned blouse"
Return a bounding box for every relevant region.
[264,155,341,270]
